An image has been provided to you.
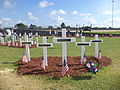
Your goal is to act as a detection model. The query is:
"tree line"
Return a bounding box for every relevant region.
[14,22,120,30]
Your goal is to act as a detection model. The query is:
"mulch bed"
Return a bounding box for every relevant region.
[17,56,112,77]
[0,42,37,48]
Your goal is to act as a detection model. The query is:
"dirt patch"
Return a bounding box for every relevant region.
[17,56,112,77]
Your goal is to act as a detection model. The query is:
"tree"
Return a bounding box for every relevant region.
[38,26,42,29]
[48,26,53,29]
[60,22,66,28]
[14,23,28,30]
[29,24,37,29]
[66,26,71,30]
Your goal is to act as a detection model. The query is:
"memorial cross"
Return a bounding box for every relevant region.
[38,37,53,66]
[76,36,91,64]
[90,35,103,58]
[19,33,22,47]
[53,28,76,65]
[22,34,32,61]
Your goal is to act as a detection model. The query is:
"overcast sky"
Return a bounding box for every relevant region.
[0,0,120,28]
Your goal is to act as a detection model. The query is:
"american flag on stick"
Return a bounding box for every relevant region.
[61,59,69,76]
[22,53,28,62]
[41,56,45,69]
[83,54,87,64]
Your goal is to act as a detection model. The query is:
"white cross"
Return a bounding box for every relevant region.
[90,35,103,58]
[0,36,4,45]
[22,34,32,61]
[76,36,91,64]
[35,32,39,47]
[38,37,53,66]
[19,33,22,47]
[53,28,76,65]
[12,33,15,46]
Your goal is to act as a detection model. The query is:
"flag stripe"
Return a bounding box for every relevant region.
[61,60,69,76]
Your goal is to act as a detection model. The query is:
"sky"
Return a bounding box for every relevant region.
[0,0,120,28]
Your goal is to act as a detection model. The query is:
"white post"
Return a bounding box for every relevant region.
[95,35,99,58]
[28,33,32,47]
[31,32,33,45]
[36,33,39,47]
[42,37,48,66]
[8,41,11,46]
[81,36,85,64]
[24,32,26,41]
[12,34,15,46]
[1,37,4,45]
[19,33,22,47]
[62,29,67,65]
[25,35,30,61]
[14,33,17,42]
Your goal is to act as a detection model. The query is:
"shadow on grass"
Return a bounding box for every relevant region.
[51,76,61,80]
[72,76,92,81]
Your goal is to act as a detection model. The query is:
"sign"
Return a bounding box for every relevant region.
[53,38,76,43]
[76,42,91,46]
[22,41,32,44]
[38,43,53,47]
[91,40,103,43]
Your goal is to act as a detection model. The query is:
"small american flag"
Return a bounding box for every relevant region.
[41,56,45,69]
[16,42,19,47]
[61,59,69,76]
[83,54,87,64]
[22,53,28,62]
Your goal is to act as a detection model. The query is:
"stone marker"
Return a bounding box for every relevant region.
[90,35,103,58]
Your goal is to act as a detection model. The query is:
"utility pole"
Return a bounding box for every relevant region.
[112,0,114,28]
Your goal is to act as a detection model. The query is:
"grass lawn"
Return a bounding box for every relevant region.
[0,37,120,90]
[85,31,120,34]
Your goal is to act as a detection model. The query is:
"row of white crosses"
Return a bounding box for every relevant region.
[22,29,103,66]
[0,34,4,45]
[22,33,52,65]
[0,30,17,46]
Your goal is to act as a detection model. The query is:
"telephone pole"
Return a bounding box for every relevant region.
[112,0,114,28]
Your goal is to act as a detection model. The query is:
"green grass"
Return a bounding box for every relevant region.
[0,37,120,90]
[85,31,120,34]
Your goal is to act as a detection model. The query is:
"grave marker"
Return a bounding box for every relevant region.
[22,35,32,61]
[12,34,15,46]
[38,37,53,66]
[76,36,91,64]
[53,29,76,65]
[28,33,32,47]
[19,33,22,47]
[90,35,103,58]
[0,33,4,45]
[35,33,39,47]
